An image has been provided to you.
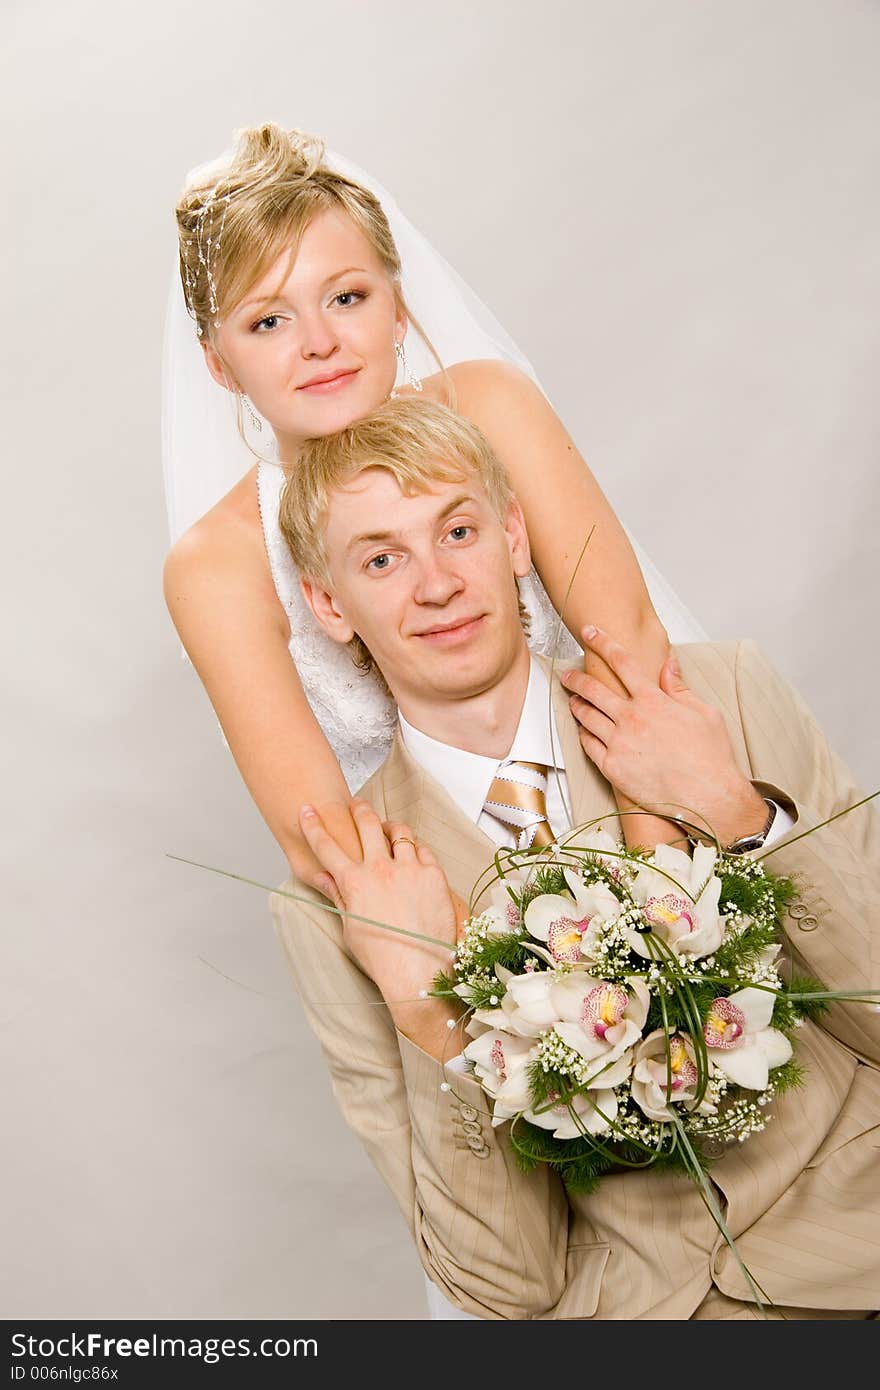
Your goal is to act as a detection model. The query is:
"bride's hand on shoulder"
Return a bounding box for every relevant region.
[299,800,458,986]
[300,800,465,1057]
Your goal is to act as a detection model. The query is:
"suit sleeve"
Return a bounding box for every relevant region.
[733,639,880,1064]
[269,882,569,1319]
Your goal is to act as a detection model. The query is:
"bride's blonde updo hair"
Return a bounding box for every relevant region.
[175,123,432,358]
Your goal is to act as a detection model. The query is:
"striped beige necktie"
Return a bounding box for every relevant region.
[483,760,555,851]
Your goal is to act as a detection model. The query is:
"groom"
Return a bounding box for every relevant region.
[271,398,880,1320]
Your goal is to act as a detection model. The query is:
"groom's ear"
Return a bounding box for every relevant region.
[504,498,532,579]
[300,576,356,645]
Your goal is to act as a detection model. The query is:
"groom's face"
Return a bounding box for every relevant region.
[303,466,532,707]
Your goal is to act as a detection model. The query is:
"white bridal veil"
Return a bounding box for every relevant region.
[161,146,706,644]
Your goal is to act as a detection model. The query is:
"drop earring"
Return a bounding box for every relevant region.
[240,393,263,432]
[395,339,423,394]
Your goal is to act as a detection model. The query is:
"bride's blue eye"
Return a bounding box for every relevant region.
[252,314,280,333]
[333,290,365,308]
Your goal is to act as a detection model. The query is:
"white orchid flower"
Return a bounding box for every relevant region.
[475,870,532,937]
[628,842,724,961]
[631,1029,715,1122]
[703,987,793,1089]
[560,827,629,881]
[497,969,561,1037]
[458,963,516,1033]
[549,975,649,1087]
[524,871,622,965]
[580,827,624,856]
[463,1013,496,1040]
[524,1086,618,1139]
[463,1030,539,1125]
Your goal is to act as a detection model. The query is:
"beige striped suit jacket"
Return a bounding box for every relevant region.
[271,641,880,1319]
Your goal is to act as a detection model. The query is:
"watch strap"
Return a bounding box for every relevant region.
[725,798,777,855]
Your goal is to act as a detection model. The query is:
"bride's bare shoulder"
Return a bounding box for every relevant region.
[421,358,538,415]
[446,358,530,389]
[163,465,273,602]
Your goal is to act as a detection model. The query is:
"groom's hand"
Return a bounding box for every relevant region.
[561,627,768,848]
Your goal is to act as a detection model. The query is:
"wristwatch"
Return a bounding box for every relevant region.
[725,798,777,855]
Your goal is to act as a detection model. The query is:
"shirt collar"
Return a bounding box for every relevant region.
[507,658,564,770]
[399,657,564,826]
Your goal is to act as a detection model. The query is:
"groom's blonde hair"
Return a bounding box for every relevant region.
[280,397,515,589]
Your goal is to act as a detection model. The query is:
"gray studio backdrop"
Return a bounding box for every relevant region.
[3,0,878,1319]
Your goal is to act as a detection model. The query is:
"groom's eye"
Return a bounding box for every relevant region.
[447,526,472,541]
[367,553,392,571]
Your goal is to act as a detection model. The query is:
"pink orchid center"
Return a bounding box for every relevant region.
[582,983,628,1040]
[504,900,521,928]
[704,997,746,1050]
[545,1089,570,1118]
[490,1038,507,1080]
[548,916,587,964]
[648,1034,698,1094]
[644,893,696,933]
[668,1035,698,1090]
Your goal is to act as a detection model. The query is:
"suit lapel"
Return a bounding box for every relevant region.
[543,656,620,838]
[378,732,503,908]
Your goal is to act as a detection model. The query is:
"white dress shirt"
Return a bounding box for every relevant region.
[400,658,573,846]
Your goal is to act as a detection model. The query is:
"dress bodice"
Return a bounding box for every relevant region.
[257,462,583,791]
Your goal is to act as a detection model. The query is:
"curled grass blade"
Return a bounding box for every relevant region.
[166,853,454,950]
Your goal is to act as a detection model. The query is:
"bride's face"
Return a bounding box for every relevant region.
[204,208,406,456]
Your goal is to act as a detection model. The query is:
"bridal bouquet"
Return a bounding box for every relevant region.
[432,829,827,1196]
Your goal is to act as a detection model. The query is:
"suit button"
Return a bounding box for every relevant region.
[459,1104,479,1123]
[797,913,819,931]
[789,902,808,919]
[462,1120,482,1137]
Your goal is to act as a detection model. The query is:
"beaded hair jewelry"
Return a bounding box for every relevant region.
[182,183,233,336]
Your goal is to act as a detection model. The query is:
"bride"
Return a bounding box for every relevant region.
[162,122,706,887]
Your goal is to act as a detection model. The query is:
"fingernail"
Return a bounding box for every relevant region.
[560,669,576,683]
[301,804,316,818]
[582,624,598,640]
[669,657,681,677]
